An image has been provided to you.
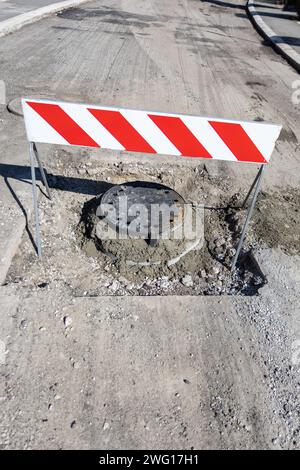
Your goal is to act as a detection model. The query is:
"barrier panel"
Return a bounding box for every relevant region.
[22,98,282,268]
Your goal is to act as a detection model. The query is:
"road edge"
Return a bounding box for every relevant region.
[0,210,28,286]
[247,0,300,73]
[0,0,90,38]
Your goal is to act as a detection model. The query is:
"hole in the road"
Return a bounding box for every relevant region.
[7,151,299,297]
[74,182,267,296]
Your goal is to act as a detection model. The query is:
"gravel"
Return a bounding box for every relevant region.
[181,275,194,287]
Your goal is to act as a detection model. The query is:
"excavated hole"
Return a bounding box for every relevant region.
[9,150,299,296]
[75,189,266,296]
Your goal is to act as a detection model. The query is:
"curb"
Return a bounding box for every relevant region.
[0,212,28,286]
[0,0,90,38]
[247,0,300,73]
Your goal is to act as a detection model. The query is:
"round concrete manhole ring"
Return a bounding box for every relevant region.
[7,94,82,117]
[98,181,186,241]
[7,97,24,117]
[90,181,205,268]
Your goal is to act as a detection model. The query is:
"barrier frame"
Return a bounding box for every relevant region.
[28,141,265,270]
[23,98,281,270]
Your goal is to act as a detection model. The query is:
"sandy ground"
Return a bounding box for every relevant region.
[0,0,300,449]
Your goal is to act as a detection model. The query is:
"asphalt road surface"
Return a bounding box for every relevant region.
[0,0,63,22]
[0,0,300,450]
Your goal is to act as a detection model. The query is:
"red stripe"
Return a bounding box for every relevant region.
[148,115,212,158]
[27,101,99,148]
[88,109,156,153]
[209,121,267,163]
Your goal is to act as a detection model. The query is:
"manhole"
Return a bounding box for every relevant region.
[83,181,203,268]
[7,97,24,117]
[7,94,87,117]
[99,181,185,242]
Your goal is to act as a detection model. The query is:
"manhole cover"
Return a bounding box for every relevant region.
[80,181,203,269]
[7,98,23,117]
[98,181,185,240]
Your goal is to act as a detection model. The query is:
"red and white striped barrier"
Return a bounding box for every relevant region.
[22,99,281,164]
[22,97,282,263]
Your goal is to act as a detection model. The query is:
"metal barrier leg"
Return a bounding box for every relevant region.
[33,142,51,200]
[241,165,263,208]
[231,164,265,270]
[29,142,42,258]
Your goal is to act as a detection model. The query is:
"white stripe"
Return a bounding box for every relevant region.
[60,103,125,151]
[120,109,181,156]
[181,116,238,161]
[241,122,282,162]
[22,101,68,145]
[22,99,282,163]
